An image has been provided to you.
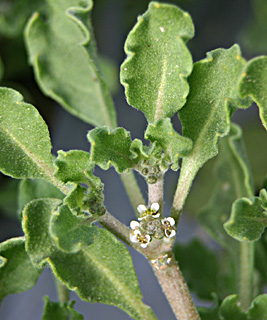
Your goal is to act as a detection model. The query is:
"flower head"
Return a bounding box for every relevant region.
[137,202,160,221]
[130,220,151,248]
[161,217,176,238]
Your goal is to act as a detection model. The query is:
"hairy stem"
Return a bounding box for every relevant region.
[120,170,145,211]
[239,241,254,310]
[148,174,164,208]
[55,278,70,303]
[152,252,200,320]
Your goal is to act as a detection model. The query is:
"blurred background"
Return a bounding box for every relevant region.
[0,0,267,319]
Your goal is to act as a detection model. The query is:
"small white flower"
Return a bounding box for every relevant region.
[137,202,160,220]
[130,220,140,230]
[137,204,147,215]
[129,220,151,248]
[161,217,176,238]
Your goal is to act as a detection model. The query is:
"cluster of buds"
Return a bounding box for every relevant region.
[151,254,172,270]
[129,203,176,248]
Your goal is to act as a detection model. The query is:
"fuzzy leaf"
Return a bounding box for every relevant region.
[0,237,42,303]
[120,2,194,122]
[0,87,54,180]
[178,45,251,188]
[88,126,136,173]
[145,118,192,170]
[248,294,267,320]
[219,295,247,320]
[54,150,95,184]
[24,0,116,128]
[239,56,267,130]
[42,296,83,320]
[23,199,156,320]
[199,123,253,249]
[224,197,267,242]
[19,179,64,212]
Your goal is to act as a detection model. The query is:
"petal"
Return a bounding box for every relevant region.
[166,217,175,226]
[130,220,140,229]
[137,204,147,214]
[141,242,149,248]
[166,230,176,238]
[151,202,159,212]
[145,234,151,242]
[152,212,160,218]
[130,233,138,243]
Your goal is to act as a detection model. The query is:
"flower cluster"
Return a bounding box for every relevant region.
[129,203,176,248]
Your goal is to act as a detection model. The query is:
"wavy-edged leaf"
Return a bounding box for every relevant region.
[42,296,83,320]
[54,150,94,184]
[88,126,136,173]
[24,0,116,128]
[0,87,54,181]
[145,118,193,170]
[177,46,251,198]
[23,199,156,320]
[199,123,253,249]
[120,2,194,122]
[0,237,42,303]
[224,197,267,242]
[239,56,267,130]
[19,179,64,212]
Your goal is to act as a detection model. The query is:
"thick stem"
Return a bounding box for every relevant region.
[152,252,200,320]
[148,174,164,208]
[120,170,145,211]
[239,241,254,311]
[55,278,70,303]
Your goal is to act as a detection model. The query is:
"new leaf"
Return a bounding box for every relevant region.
[121,2,194,122]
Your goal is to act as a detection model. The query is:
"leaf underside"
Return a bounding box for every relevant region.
[24,0,116,127]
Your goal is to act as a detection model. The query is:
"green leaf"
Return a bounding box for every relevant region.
[199,123,253,249]
[259,189,267,210]
[23,199,156,320]
[198,296,220,320]
[88,126,136,173]
[248,294,267,320]
[224,197,267,242]
[24,0,116,128]
[54,150,94,184]
[50,204,97,253]
[18,179,65,212]
[0,0,42,37]
[42,296,83,320]
[0,87,55,181]
[0,237,42,303]
[0,178,19,217]
[178,45,251,192]
[145,118,193,170]
[120,2,194,122]
[219,295,247,320]
[239,56,267,130]
[173,239,219,300]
